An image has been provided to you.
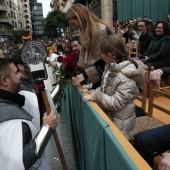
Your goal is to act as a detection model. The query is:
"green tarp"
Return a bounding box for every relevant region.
[61,85,139,170]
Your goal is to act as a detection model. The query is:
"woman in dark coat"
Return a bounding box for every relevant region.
[142,21,170,69]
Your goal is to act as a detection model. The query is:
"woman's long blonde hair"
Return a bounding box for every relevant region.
[67,3,113,49]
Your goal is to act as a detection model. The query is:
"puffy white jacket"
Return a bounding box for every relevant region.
[90,60,145,140]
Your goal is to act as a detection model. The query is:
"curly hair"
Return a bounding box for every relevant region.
[155,21,170,35]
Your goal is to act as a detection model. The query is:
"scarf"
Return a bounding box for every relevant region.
[0,89,25,107]
[0,89,32,123]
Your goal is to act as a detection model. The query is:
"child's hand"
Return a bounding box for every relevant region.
[83,95,92,102]
[82,89,89,93]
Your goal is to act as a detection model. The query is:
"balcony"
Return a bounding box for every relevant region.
[25,17,31,22]
[23,7,29,11]
[25,22,31,26]
[24,11,30,15]
[25,28,31,31]
[18,19,22,23]
[24,14,31,19]
[0,18,12,26]
[23,1,29,6]
[0,4,7,11]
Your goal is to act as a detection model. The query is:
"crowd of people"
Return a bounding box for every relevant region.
[112,15,170,170]
[0,3,170,170]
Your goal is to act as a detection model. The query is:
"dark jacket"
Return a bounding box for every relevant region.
[139,32,153,55]
[144,35,170,69]
[161,67,170,77]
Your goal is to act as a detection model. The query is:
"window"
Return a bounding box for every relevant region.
[0,25,4,32]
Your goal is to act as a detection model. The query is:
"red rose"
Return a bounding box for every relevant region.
[66,51,78,60]
[63,57,77,75]
[57,56,64,62]
[70,51,78,59]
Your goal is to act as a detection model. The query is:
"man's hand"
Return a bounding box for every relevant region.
[158,153,170,170]
[150,69,162,87]
[131,29,136,35]
[142,56,148,62]
[48,61,58,68]
[72,74,85,86]
[43,109,58,129]
[83,94,92,102]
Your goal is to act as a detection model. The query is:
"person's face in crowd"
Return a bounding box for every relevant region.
[71,41,80,54]
[129,20,134,27]
[64,39,69,43]
[62,42,66,49]
[7,63,22,93]
[22,63,31,77]
[137,17,142,22]
[168,14,170,22]
[138,21,147,34]
[133,19,137,24]
[69,18,80,30]
[155,23,164,36]
[143,16,147,20]
[65,45,71,53]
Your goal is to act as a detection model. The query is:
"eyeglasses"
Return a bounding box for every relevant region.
[155,27,163,30]
[138,25,145,27]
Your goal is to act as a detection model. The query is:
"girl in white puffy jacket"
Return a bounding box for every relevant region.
[83,35,145,140]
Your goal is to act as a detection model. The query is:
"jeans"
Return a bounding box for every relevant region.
[134,125,170,168]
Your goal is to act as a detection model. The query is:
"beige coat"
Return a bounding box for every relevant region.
[79,23,107,84]
[90,60,145,140]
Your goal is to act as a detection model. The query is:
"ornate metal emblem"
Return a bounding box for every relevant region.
[21,41,47,64]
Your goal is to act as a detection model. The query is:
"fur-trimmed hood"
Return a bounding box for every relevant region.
[109,60,145,88]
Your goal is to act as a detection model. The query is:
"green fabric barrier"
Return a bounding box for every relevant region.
[60,86,80,169]
[61,85,139,170]
[104,128,137,170]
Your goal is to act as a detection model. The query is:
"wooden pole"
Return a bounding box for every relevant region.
[41,90,67,170]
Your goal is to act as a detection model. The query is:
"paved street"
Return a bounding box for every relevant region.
[49,109,77,170]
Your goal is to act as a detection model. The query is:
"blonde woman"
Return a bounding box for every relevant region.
[83,35,145,140]
[67,3,113,88]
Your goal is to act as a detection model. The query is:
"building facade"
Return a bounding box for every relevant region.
[30,0,44,39]
[20,0,32,31]
[0,0,18,39]
[51,0,114,28]
[51,0,170,28]
[14,0,24,31]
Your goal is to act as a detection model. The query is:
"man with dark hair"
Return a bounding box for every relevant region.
[0,58,58,169]
[138,20,153,58]
[12,49,40,130]
[71,36,81,62]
